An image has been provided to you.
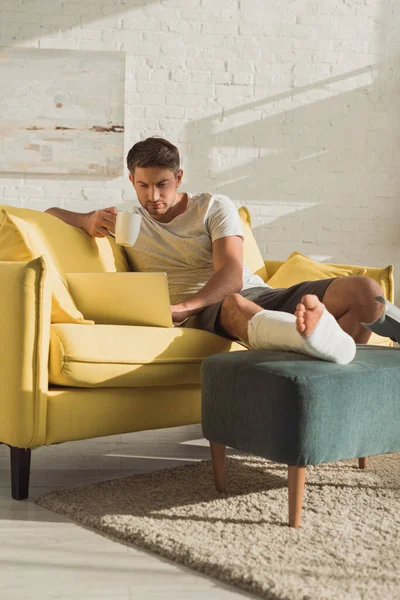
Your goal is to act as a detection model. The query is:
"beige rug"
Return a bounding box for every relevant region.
[35,453,400,600]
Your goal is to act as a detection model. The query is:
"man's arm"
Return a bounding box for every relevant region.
[45,206,117,238]
[171,235,243,322]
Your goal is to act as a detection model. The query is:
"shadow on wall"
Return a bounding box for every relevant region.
[0,0,159,46]
[184,55,400,271]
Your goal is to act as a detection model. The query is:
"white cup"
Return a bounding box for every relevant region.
[115,212,142,247]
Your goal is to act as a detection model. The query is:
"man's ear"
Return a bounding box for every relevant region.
[129,173,134,186]
[176,169,183,187]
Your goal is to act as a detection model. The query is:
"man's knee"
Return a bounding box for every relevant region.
[351,276,384,301]
[349,276,384,321]
[324,275,384,323]
[218,293,250,341]
[356,275,383,296]
[220,293,245,316]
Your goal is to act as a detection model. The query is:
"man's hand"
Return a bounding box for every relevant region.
[83,207,117,238]
[170,303,197,324]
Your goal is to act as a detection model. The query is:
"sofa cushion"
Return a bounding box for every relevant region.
[0,210,93,324]
[266,251,366,289]
[238,206,268,281]
[0,204,129,277]
[49,324,246,387]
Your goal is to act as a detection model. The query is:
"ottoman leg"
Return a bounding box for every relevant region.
[288,465,306,528]
[210,442,226,492]
[358,457,368,469]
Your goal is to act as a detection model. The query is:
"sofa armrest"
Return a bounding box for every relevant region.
[0,257,51,448]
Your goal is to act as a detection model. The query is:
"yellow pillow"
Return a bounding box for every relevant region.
[238,206,268,281]
[0,210,93,324]
[266,251,366,289]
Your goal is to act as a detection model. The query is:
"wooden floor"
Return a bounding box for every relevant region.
[0,425,254,600]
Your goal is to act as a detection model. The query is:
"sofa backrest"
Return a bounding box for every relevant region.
[1,204,266,280]
[238,206,268,281]
[0,204,129,276]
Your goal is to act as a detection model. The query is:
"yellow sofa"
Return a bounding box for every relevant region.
[0,203,394,500]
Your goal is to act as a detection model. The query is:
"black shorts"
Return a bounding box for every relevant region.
[180,279,336,336]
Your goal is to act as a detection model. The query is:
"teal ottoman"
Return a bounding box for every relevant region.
[201,346,400,527]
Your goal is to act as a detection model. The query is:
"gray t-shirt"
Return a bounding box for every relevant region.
[125,192,267,305]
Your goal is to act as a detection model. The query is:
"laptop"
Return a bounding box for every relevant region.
[66,272,173,328]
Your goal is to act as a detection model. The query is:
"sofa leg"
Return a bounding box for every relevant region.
[10,446,31,500]
[358,457,368,469]
[210,442,226,492]
[288,465,306,528]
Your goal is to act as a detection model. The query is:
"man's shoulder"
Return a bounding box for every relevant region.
[188,192,212,204]
[189,191,231,199]
[189,192,234,208]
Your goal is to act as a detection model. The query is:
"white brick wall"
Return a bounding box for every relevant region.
[1,0,399,299]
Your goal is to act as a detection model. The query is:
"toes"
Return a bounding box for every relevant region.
[301,294,321,310]
[301,294,315,309]
[296,308,305,334]
[296,321,306,333]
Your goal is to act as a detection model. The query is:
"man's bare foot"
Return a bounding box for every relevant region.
[295,294,325,337]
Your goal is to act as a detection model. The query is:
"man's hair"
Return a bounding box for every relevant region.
[126,137,180,175]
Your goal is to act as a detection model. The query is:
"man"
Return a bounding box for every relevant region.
[46,137,395,365]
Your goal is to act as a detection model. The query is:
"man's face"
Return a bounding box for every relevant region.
[129,166,183,221]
